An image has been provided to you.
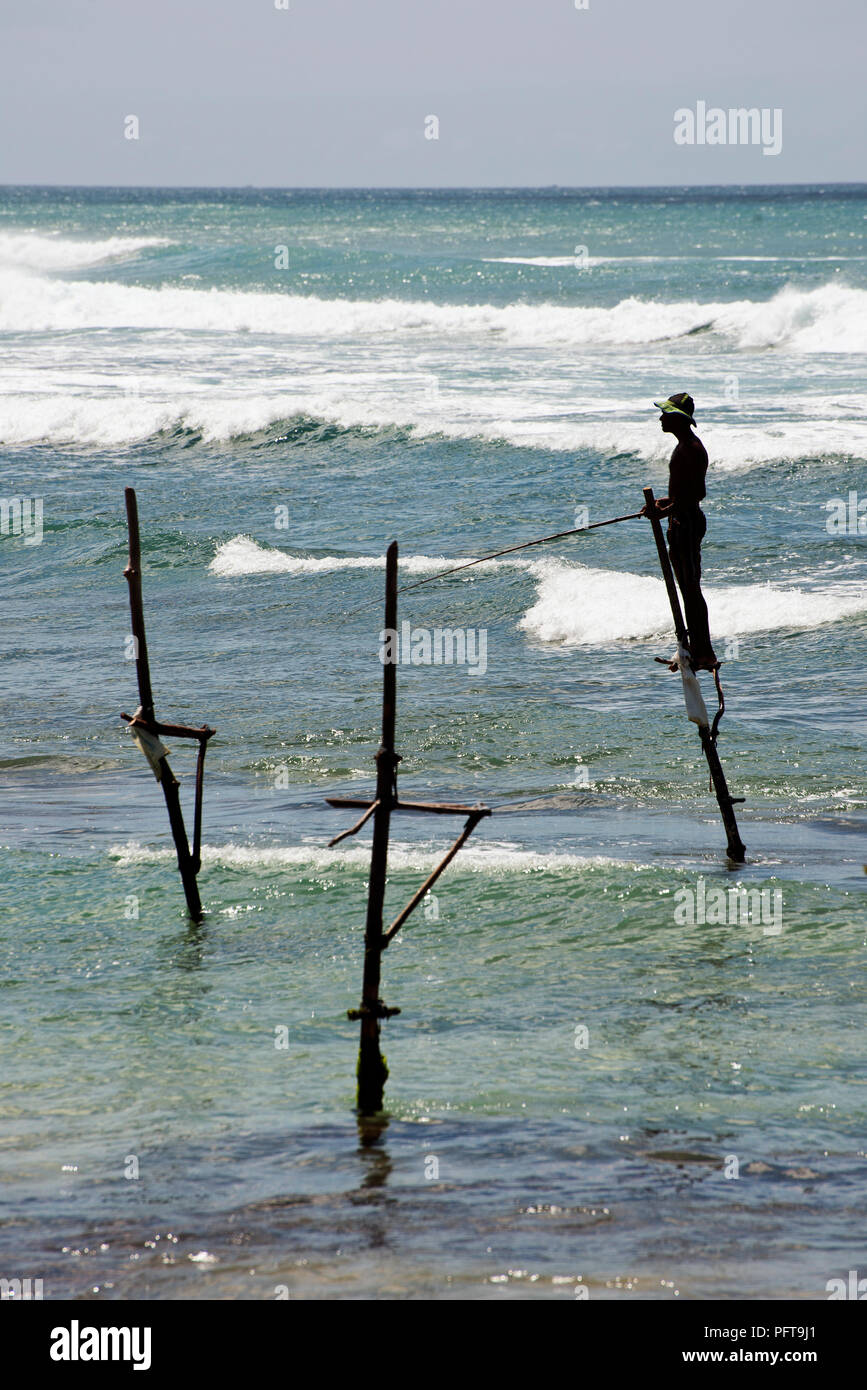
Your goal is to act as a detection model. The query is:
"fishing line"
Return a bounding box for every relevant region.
[308,507,644,628]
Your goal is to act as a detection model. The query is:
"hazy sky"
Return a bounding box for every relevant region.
[1,0,864,186]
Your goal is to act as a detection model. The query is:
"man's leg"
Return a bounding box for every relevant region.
[668,513,717,670]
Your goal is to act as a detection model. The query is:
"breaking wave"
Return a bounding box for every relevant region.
[520,561,867,645]
[109,839,634,875]
[0,231,172,273]
[2,265,867,351]
[2,390,865,469]
[209,536,531,578]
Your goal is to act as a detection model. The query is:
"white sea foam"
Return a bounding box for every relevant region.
[0,266,693,340]
[210,537,390,577]
[2,383,864,469]
[0,231,172,272]
[209,536,529,578]
[0,394,186,447]
[109,839,631,875]
[482,255,612,268]
[713,282,867,353]
[461,419,867,471]
[520,561,867,645]
[2,267,866,351]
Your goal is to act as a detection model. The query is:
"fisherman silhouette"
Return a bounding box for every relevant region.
[642,393,719,672]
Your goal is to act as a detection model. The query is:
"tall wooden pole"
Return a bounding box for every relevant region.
[331,539,491,1107]
[123,489,155,724]
[123,488,204,919]
[643,487,746,863]
[642,488,690,649]
[355,541,399,1112]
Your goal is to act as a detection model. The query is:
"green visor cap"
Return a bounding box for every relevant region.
[654,393,695,423]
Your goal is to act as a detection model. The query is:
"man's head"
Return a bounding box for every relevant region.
[654,392,696,436]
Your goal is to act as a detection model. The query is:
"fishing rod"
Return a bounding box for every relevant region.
[394,508,644,598]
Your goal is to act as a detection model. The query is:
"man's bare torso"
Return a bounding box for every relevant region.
[668,435,708,513]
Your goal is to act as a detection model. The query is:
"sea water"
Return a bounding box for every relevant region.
[0,186,865,1299]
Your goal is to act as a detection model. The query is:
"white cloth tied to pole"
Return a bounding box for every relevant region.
[676,644,710,729]
[128,707,169,780]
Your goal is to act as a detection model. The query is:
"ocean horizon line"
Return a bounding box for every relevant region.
[2,180,866,194]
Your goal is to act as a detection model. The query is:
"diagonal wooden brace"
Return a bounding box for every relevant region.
[381,808,489,948]
[327,799,380,848]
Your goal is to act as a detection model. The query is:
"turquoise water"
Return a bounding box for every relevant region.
[0,186,865,1300]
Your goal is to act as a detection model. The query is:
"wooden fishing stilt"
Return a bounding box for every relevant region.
[122,488,216,919]
[353,540,399,1114]
[643,487,746,863]
[328,540,491,1114]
